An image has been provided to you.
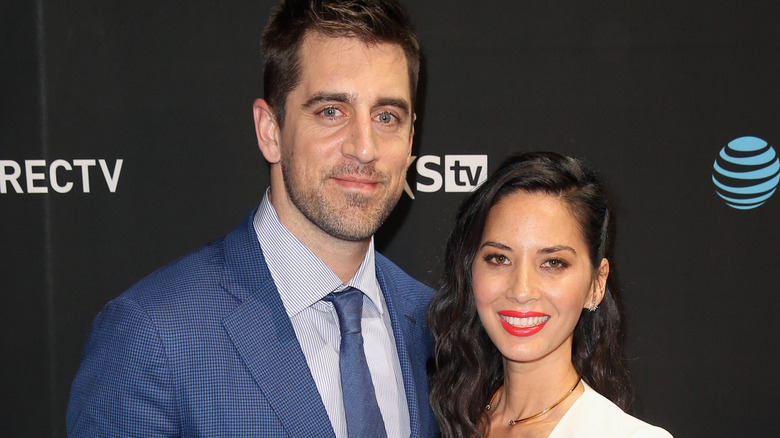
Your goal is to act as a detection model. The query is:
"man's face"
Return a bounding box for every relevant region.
[275,33,414,241]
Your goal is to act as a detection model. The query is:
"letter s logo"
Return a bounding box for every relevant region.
[416,155,442,193]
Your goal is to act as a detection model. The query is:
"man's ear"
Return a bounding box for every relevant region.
[253,98,281,164]
[408,112,416,156]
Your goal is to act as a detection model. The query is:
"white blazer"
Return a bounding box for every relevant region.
[550,382,673,438]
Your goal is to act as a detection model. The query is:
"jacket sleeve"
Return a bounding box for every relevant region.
[66,296,180,437]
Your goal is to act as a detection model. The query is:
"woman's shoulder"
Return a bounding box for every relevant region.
[550,382,673,438]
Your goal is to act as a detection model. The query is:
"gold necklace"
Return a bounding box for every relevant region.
[485,375,581,425]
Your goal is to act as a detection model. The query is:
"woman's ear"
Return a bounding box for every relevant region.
[253,98,281,164]
[590,258,610,307]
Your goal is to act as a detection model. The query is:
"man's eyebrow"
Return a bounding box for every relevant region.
[301,92,352,109]
[300,93,411,117]
[376,97,410,116]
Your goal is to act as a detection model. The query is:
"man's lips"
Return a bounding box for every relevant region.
[497,310,550,337]
[336,174,378,184]
[332,174,381,190]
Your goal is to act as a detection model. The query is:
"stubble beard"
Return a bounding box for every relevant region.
[282,160,403,241]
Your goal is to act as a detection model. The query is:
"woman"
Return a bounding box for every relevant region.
[427,152,672,437]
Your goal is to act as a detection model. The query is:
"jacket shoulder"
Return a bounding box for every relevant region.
[375,252,434,298]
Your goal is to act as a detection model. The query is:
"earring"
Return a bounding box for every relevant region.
[588,300,598,312]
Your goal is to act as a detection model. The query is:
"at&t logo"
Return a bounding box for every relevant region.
[712,136,779,210]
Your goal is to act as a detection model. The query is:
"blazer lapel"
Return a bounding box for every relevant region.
[220,213,336,437]
[376,263,425,438]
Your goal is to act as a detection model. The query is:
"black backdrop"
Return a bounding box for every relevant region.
[3,1,780,436]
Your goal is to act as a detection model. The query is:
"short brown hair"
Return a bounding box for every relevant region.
[261,0,420,127]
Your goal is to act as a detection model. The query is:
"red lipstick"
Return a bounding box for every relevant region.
[497,310,549,337]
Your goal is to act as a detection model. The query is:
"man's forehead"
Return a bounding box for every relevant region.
[294,32,412,102]
[299,31,406,65]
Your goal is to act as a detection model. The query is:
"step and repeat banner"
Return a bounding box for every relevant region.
[2,1,779,436]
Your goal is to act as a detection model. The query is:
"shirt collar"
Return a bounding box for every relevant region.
[253,189,383,317]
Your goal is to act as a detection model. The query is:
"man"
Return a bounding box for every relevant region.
[66,1,437,436]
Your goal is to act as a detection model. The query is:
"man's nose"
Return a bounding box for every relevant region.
[341,114,378,164]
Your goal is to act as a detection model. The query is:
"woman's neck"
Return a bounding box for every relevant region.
[501,359,580,417]
[483,357,583,437]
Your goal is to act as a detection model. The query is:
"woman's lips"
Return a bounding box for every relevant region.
[498,310,550,337]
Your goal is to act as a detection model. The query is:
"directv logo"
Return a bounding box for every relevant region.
[712,136,780,210]
[1,159,123,194]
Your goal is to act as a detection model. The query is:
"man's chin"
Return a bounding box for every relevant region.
[330,207,385,240]
[289,184,400,241]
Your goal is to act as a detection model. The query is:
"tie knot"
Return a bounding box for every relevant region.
[324,287,364,335]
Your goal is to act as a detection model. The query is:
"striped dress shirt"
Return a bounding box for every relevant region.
[253,191,411,438]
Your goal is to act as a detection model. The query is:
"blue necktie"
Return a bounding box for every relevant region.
[324,288,388,437]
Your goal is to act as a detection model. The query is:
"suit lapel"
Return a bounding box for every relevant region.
[219,213,336,437]
[376,262,424,438]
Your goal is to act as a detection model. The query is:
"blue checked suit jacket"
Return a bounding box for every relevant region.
[67,209,438,437]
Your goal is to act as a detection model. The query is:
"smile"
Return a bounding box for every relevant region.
[335,175,378,184]
[497,311,549,337]
[332,174,382,191]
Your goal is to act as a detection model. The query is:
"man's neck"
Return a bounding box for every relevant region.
[298,227,371,284]
[269,188,372,284]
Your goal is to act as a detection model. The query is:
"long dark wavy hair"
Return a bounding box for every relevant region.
[427,151,632,437]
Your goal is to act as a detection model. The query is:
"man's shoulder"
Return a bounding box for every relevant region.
[118,236,229,308]
[118,210,261,312]
[375,252,434,297]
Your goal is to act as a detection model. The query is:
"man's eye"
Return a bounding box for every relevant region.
[319,107,341,118]
[376,112,397,124]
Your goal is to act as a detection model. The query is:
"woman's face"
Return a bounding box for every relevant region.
[471,191,608,367]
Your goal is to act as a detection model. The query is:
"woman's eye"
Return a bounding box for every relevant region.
[484,254,510,265]
[543,259,567,269]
